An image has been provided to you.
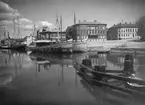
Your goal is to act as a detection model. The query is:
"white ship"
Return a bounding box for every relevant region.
[72,38,87,52]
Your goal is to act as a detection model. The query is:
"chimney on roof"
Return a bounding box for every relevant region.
[94,20,97,22]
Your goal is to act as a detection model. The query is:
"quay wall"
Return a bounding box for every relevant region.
[125,42,145,49]
[87,40,145,49]
[87,40,127,48]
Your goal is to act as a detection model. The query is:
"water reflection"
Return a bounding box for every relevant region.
[29,52,73,72]
[75,53,145,105]
[1,50,145,105]
[27,52,135,105]
[0,50,27,86]
[78,69,145,105]
[79,75,133,105]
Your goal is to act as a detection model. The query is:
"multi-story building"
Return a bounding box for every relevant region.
[107,22,140,40]
[66,20,107,41]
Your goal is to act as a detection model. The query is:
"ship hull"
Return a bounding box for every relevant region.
[72,41,87,52]
[11,43,26,51]
[61,41,72,49]
[0,45,11,49]
[28,40,73,53]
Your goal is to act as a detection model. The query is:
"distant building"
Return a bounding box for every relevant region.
[37,30,66,41]
[66,20,107,41]
[107,22,140,40]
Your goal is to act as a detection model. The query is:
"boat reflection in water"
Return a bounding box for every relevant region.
[124,73,145,93]
[74,52,145,105]
[1,49,145,105]
[29,52,74,68]
[79,74,132,105]
[0,49,26,87]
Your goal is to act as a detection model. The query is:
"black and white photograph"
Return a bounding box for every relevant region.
[0,0,145,105]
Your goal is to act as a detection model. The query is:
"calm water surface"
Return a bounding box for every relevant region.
[0,49,145,105]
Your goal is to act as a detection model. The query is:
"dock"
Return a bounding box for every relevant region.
[111,47,145,54]
[74,53,145,94]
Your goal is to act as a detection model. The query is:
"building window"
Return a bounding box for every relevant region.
[93,30,95,34]
[95,30,97,34]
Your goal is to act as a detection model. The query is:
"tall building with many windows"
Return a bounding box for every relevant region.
[107,22,140,40]
[66,20,107,41]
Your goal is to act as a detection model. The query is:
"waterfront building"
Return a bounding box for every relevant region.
[107,22,140,40]
[66,20,107,41]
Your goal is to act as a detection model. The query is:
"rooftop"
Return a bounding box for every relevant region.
[39,30,66,34]
[110,22,138,28]
[75,20,107,25]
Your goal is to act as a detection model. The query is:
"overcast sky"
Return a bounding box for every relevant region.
[0,0,145,38]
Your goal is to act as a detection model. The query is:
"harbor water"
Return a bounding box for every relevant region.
[1,49,145,105]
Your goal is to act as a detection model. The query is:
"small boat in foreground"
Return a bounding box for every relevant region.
[0,45,10,49]
[126,75,145,92]
[127,76,145,87]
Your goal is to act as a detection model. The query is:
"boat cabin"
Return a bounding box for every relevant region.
[34,40,57,47]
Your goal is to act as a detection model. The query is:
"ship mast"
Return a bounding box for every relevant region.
[33,20,36,36]
[74,12,77,41]
[12,11,16,39]
[32,20,36,42]
[4,25,6,39]
[60,15,62,40]
[56,10,60,42]
[17,16,20,39]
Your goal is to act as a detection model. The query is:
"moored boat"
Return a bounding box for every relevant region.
[72,39,87,52]
[61,41,72,49]
[125,74,145,92]
[0,45,10,49]
[28,39,73,53]
[34,40,57,47]
[60,40,73,53]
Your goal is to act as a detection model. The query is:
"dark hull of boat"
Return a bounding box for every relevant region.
[125,82,145,92]
[11,44,26,51]
[0,46,11,49]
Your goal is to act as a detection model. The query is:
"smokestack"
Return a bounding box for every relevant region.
[60,15,62,32]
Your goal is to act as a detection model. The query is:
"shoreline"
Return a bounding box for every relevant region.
[87,40,145,49]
